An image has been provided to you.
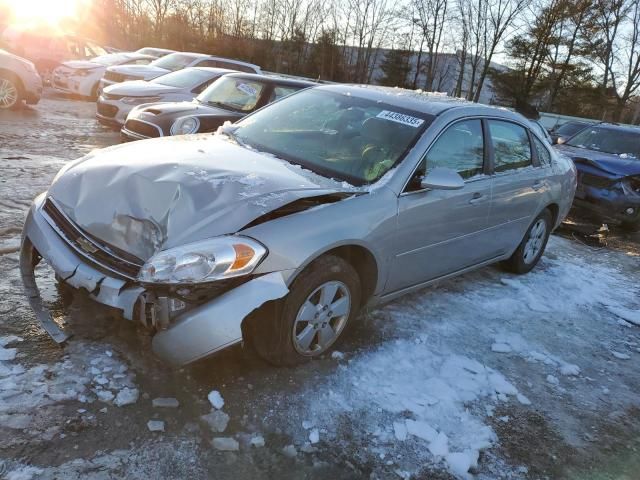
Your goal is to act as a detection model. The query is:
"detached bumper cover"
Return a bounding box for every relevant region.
[21,194,290,366]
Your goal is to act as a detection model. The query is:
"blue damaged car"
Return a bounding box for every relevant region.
[555,123,640,231]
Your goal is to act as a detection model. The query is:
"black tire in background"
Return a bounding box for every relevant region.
[246,254,361,367]
[502,208,553,274]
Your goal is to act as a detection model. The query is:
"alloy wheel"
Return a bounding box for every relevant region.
[523,218,547,264]
[0,78,18,109]
[292,280,351,356]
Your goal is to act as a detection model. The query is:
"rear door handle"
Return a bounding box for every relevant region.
[469,192,484,205]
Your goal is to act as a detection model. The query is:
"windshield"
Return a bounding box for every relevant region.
[197,76,266,112]
[566,126,640,158]
[151,69,214,88]
[557,122,589,136]
[86,41,108,57]
[151,53,199,71]
[232,89,432,185]
[137,48,170,57]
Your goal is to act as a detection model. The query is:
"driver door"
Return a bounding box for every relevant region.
[386,119,496,293]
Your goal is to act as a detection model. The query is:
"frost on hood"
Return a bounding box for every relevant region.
[47,136,356,260]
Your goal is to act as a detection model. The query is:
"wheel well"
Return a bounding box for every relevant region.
[545,203,559,226]
[321,245,378,303]
[0,68,24,94]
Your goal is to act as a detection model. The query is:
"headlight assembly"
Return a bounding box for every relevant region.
[170,116,200,136]
[138,236,267,284]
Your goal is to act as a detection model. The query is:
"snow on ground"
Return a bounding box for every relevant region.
[267,236,639,478]
[0,338,138,447]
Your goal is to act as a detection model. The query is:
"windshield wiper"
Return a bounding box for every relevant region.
[207,100,238,112]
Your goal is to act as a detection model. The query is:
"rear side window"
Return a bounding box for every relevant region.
[425,119,485,179]
[488,120,532,172]
[533,137,551,165]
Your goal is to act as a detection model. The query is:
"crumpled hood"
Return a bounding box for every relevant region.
[555,145,640,177]
[48,135,350,260]
[62,60,103,70]
[104,80,181,97]
[107,64,169,80]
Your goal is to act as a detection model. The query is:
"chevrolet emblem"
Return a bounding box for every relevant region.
[76,237,98,254]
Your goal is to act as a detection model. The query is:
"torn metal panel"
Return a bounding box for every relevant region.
[47,136,355,260]
[152,271,290,366]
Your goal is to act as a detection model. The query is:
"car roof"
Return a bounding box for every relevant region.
[190,67,238,75]
[221,72,316,87]
[314,84,527,120]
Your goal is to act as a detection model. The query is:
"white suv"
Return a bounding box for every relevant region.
[0,49,43,109]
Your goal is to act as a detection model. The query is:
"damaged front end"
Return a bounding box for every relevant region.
[20,193,289,366]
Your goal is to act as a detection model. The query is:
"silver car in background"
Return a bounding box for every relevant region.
[20,85,576,367]
[0,48,43,109]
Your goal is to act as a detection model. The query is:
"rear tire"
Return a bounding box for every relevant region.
[0,73,22,110]
[502,209,552,274]
[246,255,361,366]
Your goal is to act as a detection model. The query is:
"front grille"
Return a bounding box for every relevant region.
[580,173,613,189]
[104,71,126,82]
[97,102,118,118]
[42,198,143,279]
[124,119,162,138]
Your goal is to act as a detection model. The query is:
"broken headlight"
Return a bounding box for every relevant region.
[138,236,267,284]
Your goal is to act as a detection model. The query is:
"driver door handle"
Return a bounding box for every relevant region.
[469,192,484,205]
[533,181,544,191]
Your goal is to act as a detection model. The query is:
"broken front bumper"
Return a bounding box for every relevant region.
[20,194,289,366]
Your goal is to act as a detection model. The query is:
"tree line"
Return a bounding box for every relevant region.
[78,0,640,123]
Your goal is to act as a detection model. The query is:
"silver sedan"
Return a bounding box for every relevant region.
[20,85,577,366]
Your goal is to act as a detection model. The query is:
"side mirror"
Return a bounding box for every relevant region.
[556,136,566,145]
[420,167,465,190]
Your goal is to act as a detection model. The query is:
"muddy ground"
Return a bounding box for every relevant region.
[0,90,638,480]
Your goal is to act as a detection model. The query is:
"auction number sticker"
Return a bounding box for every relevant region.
[376,110,424,128]
[236,82,258,96]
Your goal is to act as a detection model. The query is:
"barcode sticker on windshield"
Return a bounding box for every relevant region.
[236,83,257,96]
[376,110,424,128]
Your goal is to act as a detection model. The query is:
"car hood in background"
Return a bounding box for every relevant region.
[555,145,640,177]
[47,135,353,260]
[61,60,104,70]
[107,64,169,80]
[136,101,238,117]
[103,80,184,97]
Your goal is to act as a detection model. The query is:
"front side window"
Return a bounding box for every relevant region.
[270,85,304,102]
[231,89,432,185]
[488,120,532,172]
[197,76,266,112]
[425,119,485,179]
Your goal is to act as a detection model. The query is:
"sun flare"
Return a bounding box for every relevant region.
[3,0,84,27]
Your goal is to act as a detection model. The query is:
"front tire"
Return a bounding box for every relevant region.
[502,209,552,274]
[0,73,22,110]
[247,255,361,366]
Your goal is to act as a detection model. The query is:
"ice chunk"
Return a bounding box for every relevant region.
[0,347,17,361]
[114,387,139,407]
[606,305,640,326]
[250,435,265,447]
[516,393,532,405]
[212,437,239,451]
[393,421,408,441]
[147,420,165,432]
[405,420,437,442]
[446,450,479,477]
[491,343,512,353]
[546,375,559,385]
[331,351,345,360]
[201,410,230,433]
[560,363,580,376]
[302,420,314,430]
[611,351,631,360]
[4,465,44,480]
[429,432,449,457]
[96,390,115,403]
[309,428,320,444]
[152,397,180,408]
[282,444,297,457]
[208,390,225,409]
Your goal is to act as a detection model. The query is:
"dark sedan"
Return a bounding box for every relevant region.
[555,123,640,230]
[121,73,315,141]
[549,120,592,144]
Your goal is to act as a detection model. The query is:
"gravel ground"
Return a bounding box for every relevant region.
[0,90,638,480]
